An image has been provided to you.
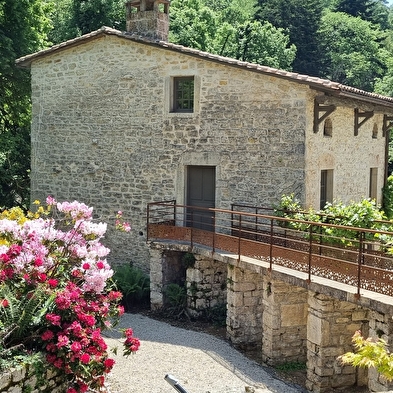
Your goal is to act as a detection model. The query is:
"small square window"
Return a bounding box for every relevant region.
[173,77,194,113]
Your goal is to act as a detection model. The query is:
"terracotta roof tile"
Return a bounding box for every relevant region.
[15,26,393,108]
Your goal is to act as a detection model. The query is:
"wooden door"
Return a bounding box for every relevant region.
[186,166,216,230]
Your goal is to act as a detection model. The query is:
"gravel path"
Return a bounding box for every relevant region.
[103,313,307,393]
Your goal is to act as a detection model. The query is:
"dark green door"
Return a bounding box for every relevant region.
[186,166,216,230]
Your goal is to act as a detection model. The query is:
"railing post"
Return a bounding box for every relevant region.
[238,215,242,263]
[356,232,364,299]
[212,212,216,253]
[146,203,151,242]
[190,209,194,248]
[269,218,274,271]
[308,224,313,283]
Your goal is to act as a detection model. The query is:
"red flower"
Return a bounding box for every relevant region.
[104,358,115,372]
[1,299,9,308]
[34,257,43,267]
[80,353,90,364]
[96,261,105,269]
[41,330,54,341]
[48,278,58,288]
[82,262,90,270]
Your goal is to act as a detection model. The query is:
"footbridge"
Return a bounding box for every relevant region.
[146,201,393,393]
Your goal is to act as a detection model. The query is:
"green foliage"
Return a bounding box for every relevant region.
[318,10,388,91]
[383,174,393,219]
[47,0,126,44]
[182,252,196,269]
[0,0,52,209]
[112,264,150,309]
[339,330,393,381]
[275,194,388,246]
[164,283,187,314]
[202,303,227,327]
[275,361,306,372]
[255,0,324,76]
[169,0,296,69]
[0,284,54,348]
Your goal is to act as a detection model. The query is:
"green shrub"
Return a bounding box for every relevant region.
[113,264,150,310]
[163,283,187,317]
[383,175,393,219]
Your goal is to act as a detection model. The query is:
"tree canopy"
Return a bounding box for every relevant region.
[3,0,393,209]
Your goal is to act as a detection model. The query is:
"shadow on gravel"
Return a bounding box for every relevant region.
[105,313,307,393]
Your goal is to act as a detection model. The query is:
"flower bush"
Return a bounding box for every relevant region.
[0,197,139,393]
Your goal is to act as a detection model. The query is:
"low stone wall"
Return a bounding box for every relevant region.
[0,362,66,393]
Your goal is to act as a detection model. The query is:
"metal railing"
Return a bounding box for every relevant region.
[147,201,393,298]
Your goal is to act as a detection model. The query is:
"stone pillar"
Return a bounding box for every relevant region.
[261,276,308,366]
[149,247,164,309]
[186,255,227,316]
[226,265,263,351]
[306,292,368,393]
[368,310,393,392]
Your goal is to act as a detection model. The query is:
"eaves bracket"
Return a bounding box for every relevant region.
[313,100,336,133]
[354,108,374,136]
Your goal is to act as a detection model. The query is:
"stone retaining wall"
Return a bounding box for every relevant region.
[0,363,65,393]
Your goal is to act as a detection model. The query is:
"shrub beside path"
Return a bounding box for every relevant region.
[104,313,306,393]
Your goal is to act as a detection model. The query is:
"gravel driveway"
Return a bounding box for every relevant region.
[104,313,307,393]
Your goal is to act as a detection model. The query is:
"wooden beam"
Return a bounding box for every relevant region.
[354,108,373,136]
[313,100,336,133]
[383,114,393,137]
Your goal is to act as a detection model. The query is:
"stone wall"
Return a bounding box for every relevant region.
[186,254,227,316]
[29,33,387,271]
[149,243,393,392]
[0,363,65,393]
[29,34,306,270]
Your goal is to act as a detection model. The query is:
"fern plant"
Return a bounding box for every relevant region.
[0,284,54,349]
[113,264,150,310]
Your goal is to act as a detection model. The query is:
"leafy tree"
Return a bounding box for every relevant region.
[47,0,126,44]
[170,0,295,69]
[254,0,324,76]
[0,0,52,209]
[318,11,388,90]
[333,0,390,28]
[340,330,393,382]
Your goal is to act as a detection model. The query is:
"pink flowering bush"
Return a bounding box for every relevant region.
[0,197,139,393]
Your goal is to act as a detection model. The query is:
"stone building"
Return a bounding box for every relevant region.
[16,0,393,270]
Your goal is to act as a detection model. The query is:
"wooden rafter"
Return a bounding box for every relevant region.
[313,99,336,133]
[354,108,374,136]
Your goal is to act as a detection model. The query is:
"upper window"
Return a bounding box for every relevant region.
[173,77,194,113]
[323,118,332,137]
[372,123,378,139]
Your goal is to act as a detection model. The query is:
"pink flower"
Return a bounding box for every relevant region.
[82,262,90,270]
[46,313,61,326]
[34,257,43,267]
[46,196,56,205]
[80,353,90,364]
[56,335,69,348]
[70,341,82,353]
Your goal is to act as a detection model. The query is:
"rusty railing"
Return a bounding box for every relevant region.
[147,201,393,297]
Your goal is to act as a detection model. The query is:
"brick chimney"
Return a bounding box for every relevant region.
[125,0,170,41]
